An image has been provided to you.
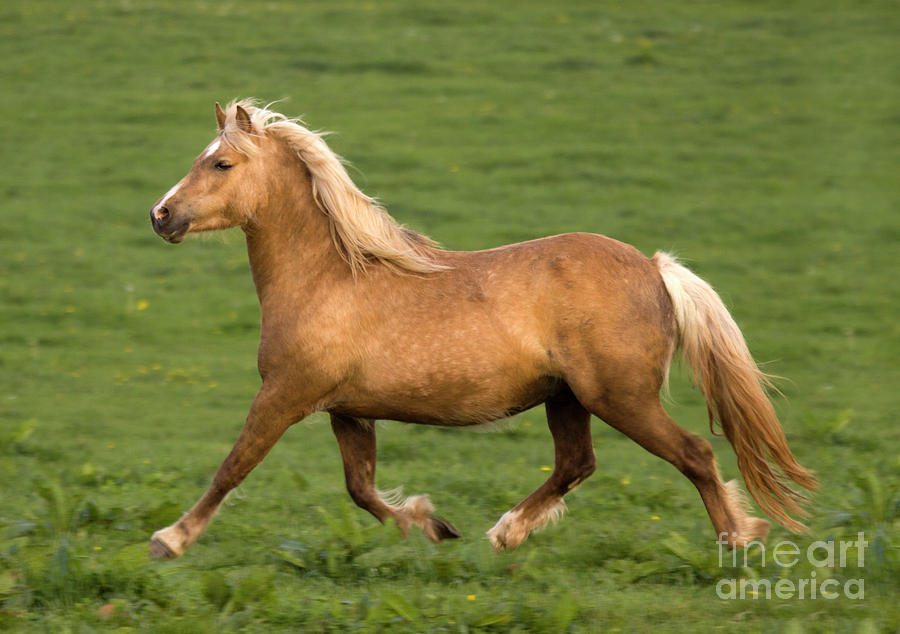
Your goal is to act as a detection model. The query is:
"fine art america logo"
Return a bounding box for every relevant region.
[716,532,867,600]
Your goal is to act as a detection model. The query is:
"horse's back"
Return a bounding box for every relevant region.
[440,232,671,335]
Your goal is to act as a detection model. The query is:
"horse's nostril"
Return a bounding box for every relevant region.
[153,205,170,222]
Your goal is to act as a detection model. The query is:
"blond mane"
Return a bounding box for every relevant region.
[218,99,446,274]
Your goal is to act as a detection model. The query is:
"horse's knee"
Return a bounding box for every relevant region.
[212,471,240,495]
[346,485,370,510]
[343,473,378,511]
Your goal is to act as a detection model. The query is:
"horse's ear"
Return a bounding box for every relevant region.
[215,102,226,131]
[235,105,253,133]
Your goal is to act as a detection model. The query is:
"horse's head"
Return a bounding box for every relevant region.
[150,103,275,243]
[150,100,444,274]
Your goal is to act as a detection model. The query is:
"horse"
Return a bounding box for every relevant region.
[147,100,816,560]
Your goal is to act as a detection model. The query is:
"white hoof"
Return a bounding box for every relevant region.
[487,509,526,552]
[150,525,185,560]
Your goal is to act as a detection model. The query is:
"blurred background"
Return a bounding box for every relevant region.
[1,1,897,630]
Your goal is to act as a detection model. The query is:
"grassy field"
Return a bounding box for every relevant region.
[1,0,898,630]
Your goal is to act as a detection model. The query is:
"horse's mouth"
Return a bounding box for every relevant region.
[154,222,190,244]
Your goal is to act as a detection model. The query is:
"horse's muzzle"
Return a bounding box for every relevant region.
[150,204,188,243]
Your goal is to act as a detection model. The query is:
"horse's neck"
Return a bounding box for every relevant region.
[244,190,349,306]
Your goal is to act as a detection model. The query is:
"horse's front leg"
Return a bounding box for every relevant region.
[150,385,308,559]
[330,413,461,543]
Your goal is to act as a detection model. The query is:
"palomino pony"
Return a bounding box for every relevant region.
[148,101,816,560]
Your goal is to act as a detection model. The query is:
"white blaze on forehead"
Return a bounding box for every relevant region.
[202,139,221,158]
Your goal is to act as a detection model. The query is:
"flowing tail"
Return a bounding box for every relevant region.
[654,252,817,533]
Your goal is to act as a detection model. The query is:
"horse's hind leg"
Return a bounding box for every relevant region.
[581,390,770,548]
[488,387,595,551]
[330,414,460,543]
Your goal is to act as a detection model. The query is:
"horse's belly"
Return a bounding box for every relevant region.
[330,367,560,426]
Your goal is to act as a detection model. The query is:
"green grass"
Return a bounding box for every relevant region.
[1,0,898,630]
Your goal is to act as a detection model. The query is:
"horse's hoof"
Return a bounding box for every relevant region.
[731,517,771,548]
[487,509,527,552]
[487,521,510,552]
[149,536,178,560]
[487,527,509,552]
[428,514,462,542]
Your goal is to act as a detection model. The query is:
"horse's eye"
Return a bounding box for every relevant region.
[215,161,233,171]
